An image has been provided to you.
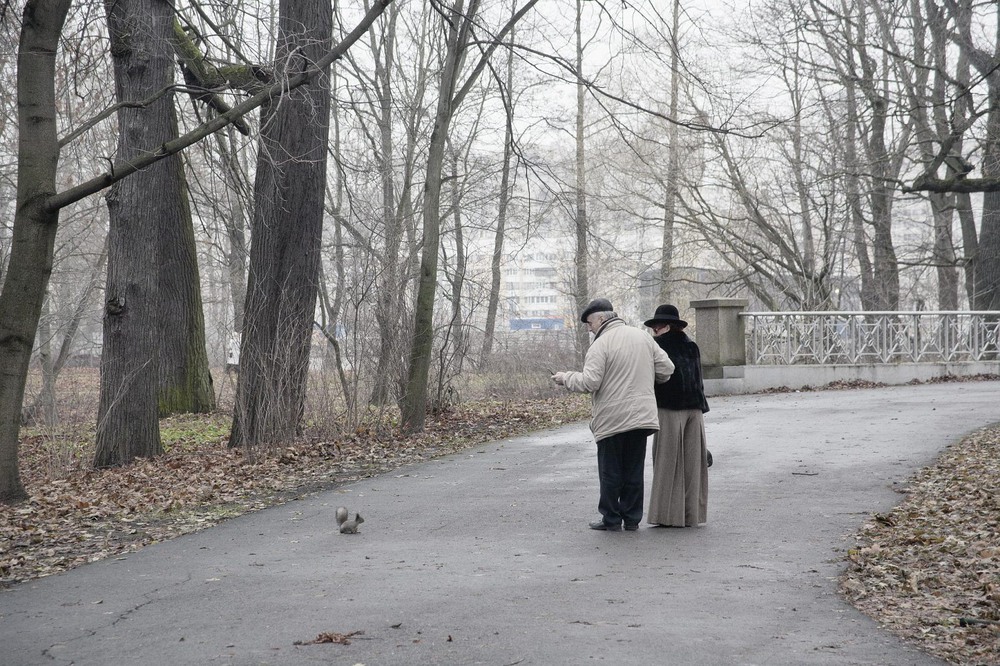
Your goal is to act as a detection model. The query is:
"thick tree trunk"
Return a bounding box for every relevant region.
[400,116,452,432]
[976,192,1000,310]
[156,117,215,417]
[0,0,72,502]
[868,178,900,310]
[94,0,181,467]
[230,0,332,450]
[929,193,959,310]
[866,101,900,310]
[975,90,1000,310]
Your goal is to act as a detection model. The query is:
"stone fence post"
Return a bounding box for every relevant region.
[690,298,749,379]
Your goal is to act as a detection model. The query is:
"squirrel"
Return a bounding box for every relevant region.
[339,513,364,534]
[335,506,349,528]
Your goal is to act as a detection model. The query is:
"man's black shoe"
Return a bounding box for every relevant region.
[589,520,622,531]
[624,524,639,531]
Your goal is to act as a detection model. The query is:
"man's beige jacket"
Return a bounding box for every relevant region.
[562,318,674,442]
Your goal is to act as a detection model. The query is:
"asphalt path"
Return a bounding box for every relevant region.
[2,381,999,665]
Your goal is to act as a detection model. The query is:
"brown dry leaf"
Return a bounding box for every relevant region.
[298,630,363,645]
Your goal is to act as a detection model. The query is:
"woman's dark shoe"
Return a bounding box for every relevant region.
[624,523,639,531]
[589,520,622,531]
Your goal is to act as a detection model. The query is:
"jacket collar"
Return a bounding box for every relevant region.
[594,316,622,340]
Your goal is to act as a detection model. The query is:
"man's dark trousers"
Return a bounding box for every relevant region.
[596,429,650,527]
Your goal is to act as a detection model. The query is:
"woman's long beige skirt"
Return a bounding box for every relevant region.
[647,408,708,526]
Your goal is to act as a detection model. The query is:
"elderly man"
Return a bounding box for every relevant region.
[552,298,674,531]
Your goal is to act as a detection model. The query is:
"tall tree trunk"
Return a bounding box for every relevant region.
[447,150,467,376]
[658,0,681,306]
[400,0,476,433]
[861,65,900,308]
[371,6,404,406]
[230,0,333,450]
[94,0,180,467]
[156,121,215,417]
[399,0,535,432]
[212,127,249,365]
[977,156,1000,310]
[573,0,589,362]
[976,21,1000,310]
[918,0,959,310]
[930,193,959,309]
[480,0,517,365]
[0,0,72,502]
[844,105,876,310]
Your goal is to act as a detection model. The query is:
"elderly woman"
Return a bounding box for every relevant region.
[644,304,709,527]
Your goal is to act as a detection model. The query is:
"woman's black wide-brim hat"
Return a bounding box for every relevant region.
[644,304,687,329]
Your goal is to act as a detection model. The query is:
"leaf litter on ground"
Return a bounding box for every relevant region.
[841,422,1000,665]
[1,396,590,588]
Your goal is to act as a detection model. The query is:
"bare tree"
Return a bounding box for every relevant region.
[94,0,213,468]
[0,0,393,501]
[229,0,334,451]
[908,0,1000,310]
[658,0,682,306]
[479,0,518,364]
[571,0,590,360]
[400,0,540,433]
[0,0,73,501]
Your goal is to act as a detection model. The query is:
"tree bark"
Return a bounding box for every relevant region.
[230,0,333,450]
[658,0,681,306]
[370,6,405,407]
[0,0,72,502]
[480,0,518,364]
[94,0,181,467]
[397,0,537,431]
[400,0,477,433]
[0,0,392,499]
[445,149,467,383]
[156,98,215,417]
[573,0,589,362]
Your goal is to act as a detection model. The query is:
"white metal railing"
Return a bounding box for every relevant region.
[741,311,1000,365]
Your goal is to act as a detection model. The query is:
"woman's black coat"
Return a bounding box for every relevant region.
[653,330,710,413]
